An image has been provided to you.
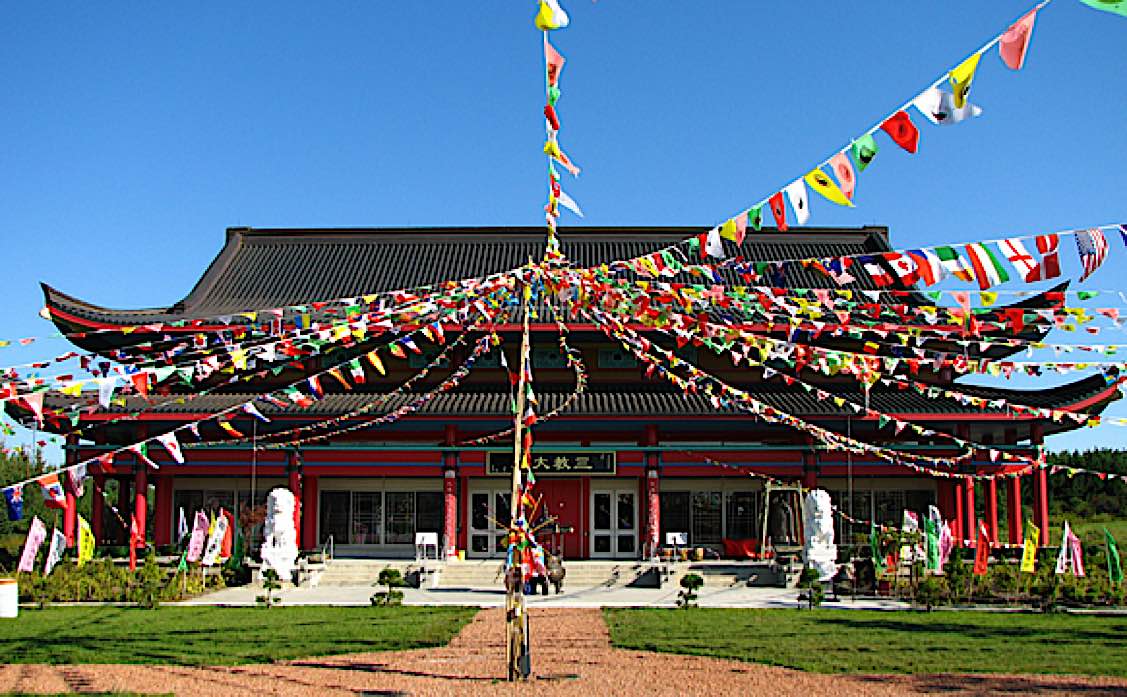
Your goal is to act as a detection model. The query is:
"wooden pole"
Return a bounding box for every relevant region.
[506,274,532,681]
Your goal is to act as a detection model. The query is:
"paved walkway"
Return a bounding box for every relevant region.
[5,607,1127,696]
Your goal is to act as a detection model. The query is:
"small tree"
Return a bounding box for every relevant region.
[132,553,165,609]
[371,567,405,606]
[677,573,703,608]
[256,568,282,608]
[798,567,824,609]
[916,575,944,611]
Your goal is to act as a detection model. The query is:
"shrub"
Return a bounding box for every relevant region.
[371,567,406,606]
[798,567,824,609]
[916,575,944,611]
[677,573,704,609]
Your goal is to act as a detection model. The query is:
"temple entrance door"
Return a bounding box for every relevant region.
[467,485,511,559]
[590,488,637,559]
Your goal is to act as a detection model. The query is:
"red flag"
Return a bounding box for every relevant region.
[768,192,788,231]
[544,35,565,87]
[880,111,919,154]
[129,515,140,571]
[1033,234,1061,280]
[973,521,991,575]
[999,9,1037,70]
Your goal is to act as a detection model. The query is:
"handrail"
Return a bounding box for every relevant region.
[320,534,334,563]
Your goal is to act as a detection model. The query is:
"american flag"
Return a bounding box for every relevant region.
[1075,228,1108,281]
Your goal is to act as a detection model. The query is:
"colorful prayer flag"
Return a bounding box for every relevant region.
[805,168,854,207]
[534,0,570,30]
[1106,528,1123,584]
[77,515,94,567]
[828,152,856,200]
[879,111,919,154]
[768,191,788,231]
[18,516,46,573]
[1021,519,1039,573]
[851,134,879,171]
[44,528,66,575]
[949,52,982,108]
[999,8,1038,70]
[38,473,67,509]
[973,522,990,575]
[784,178,810,225]
[912,87,982,125]
[1078,0,1127,18]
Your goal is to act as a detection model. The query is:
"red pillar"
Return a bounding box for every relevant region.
[644,425,660,558]
[287,451,303,538]
[91,471,105,544]
[442,425,458,559]
[964,480,976,547]
[802,451,818,489]
[115,476,131,545]
[1032,423,1049,545]
[153,475,173,546]
[134,462,148,550]
[301,474,319,550]
[985,479,999,545]
[952,481,965,545]
[1006,477,1023,545]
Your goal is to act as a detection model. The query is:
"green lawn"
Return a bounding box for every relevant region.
[1,606,475,665]
[604,608,1127,676]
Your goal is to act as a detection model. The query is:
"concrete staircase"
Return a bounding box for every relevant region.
[315,559,422,587]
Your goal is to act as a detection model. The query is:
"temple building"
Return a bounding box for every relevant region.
[10,226,1119,559]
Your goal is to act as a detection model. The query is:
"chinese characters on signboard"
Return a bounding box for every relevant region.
[486,451,616,476]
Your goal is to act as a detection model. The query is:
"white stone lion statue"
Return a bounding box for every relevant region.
[260,488,299,582]
[802,489,838,581]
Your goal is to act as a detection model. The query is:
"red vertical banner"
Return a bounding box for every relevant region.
[973,522,991,575]
[646,470,660,556]
[443,469,458,558]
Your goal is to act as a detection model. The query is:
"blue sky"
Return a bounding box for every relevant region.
[0,1,1125,458]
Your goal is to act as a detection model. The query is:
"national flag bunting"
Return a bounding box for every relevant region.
[1075,228,1109,281]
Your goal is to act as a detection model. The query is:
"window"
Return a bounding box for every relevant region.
[725,491,760,540]
[352,492,382,544]
[409,350,450,369]
[320,491,350,545]
[532,348,569,369]
[660,491,690,542]
[416,492,443,534]
[691,491,723,545]
[385,492,416,544]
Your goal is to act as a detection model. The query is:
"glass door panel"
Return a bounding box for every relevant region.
[591,487,637,559]
[468,485,510,558]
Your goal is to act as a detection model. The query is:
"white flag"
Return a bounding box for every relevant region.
[155,432,185,464]
[178,507,189,542]
[784,178,810,225]
[202,513,229,567]
[44,528,67,575]
[557,190,584,218]
[704,226,726,258]
[912,87,982,125]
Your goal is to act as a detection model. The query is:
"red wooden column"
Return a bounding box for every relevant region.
[152,475,173,546]
[115,476,131,545]
[63,436,78,547]
[964,481,976,547]
[952,480,965,546]
[133,460,148,549]
[442,425,458,559]
[287,451,303,538]
[1032,422,1049,545]
[91,470,106,544]
[644,424,660,558]
[301,474,319,550]
[985,479,999,545]
[1006,477,1023,545]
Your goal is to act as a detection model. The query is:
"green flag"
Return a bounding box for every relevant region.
[870,524,886,574]
[1079,0,1127,17]
[925,517,940,571]
[177,550,188,573]
[748,204,764,231]
[1105,528,1123,584]
[850,134,879,171]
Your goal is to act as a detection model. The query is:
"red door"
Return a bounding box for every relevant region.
[533,478,583,559]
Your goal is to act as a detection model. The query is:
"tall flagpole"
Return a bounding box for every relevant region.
[506,274,532,681]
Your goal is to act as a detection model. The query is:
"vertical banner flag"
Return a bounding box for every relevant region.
[870,524,885,575]
[768,192,788,231]
[186,510,208,562]
[973,522,991,575]
[1021,520,1040,573]
[44,528,66,575]
[925,513,941,571]
[202,512,229,566]
[178,507,189,542]
[784,179,810,225]
[3,484,23,521]
[1106,528,1123,584]
[939,521,954,568]
[18,516,47,573]
[77,515,94,567]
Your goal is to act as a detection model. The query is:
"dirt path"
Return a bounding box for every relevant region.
[3,608,1127,696]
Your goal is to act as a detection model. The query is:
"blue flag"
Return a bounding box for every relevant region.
[4,485,24,521]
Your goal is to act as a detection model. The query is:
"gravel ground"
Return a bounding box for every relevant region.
[3,608,1127,696]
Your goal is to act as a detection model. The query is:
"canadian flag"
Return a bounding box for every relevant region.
[882,253,920,287]
[154,432,185,464]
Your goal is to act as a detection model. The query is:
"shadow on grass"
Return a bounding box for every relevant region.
[815,616,1127,645]
[855,672,1127,695]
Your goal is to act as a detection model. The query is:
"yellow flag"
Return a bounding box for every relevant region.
[77,515,95,567]
[1020,520,1039,573]
[804,169,854,207]
[949,53,982,108]
[980,291,998,307]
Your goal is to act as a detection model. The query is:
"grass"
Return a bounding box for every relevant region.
[0,606,476,665]
[604,608,1127,676]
